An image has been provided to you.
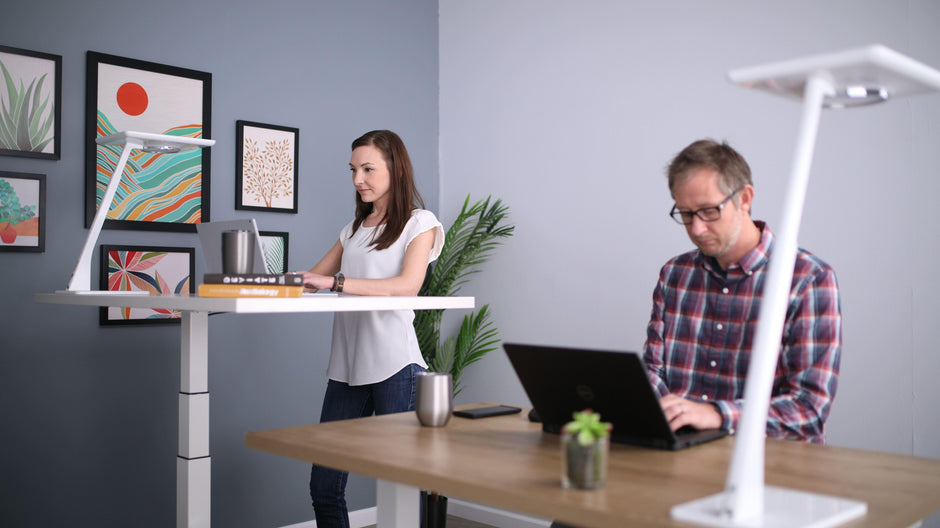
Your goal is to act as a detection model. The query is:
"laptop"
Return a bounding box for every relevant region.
[196,219,268,274]
[503,342,728,450]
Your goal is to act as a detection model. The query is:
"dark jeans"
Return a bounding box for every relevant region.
[309,363,423,528]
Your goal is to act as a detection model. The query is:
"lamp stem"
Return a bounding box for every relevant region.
[721,72,833,522]
[65,141,137,291]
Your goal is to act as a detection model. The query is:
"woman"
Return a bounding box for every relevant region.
[300,130,444,527]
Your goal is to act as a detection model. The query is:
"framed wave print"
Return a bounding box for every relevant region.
[98,244,195,325]
[85,52,212,233]
[0,45,62,160]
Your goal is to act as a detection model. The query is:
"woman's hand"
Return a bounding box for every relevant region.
[298,271,335,292]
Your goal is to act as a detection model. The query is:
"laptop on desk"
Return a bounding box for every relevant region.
[503,342,728,450]
[196,219,268,274]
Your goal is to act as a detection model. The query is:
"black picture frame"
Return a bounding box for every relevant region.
[259,230,289,273]
[236,120,299,214]
[0,45,62,160]
[0,171,46,252]
[85,51,212,233]
[98,244,196,325]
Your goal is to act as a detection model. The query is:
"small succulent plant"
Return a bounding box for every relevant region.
[563,409,612,446]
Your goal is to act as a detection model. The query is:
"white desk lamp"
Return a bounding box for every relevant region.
[62,131,215,293]
[672,45,940,528]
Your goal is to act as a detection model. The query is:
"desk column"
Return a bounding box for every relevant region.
[178,310,210,528]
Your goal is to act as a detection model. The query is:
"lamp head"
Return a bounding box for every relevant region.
[729,44,940,108]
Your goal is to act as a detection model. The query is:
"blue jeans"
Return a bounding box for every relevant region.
[309,363,424,528]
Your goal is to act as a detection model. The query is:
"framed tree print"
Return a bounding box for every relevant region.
[0,45,62,160]
[98,244,195,325]
[0,171,45,252]
[236,120,299,213]
[85,52,212,233]
[259,230,289,273]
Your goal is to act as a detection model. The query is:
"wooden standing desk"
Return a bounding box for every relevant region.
[246,403,940,528]
[34,292,474,528]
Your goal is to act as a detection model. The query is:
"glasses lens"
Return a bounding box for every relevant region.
[670,210,692,225]
[698,207,721,222]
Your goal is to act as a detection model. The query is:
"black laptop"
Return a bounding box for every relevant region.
[503,342,727,450]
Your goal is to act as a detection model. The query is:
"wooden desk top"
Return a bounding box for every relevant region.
[245,403,940,528]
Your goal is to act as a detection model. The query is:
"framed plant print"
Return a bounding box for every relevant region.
[99,244,195,325]
[0,45,61,160]
[86,52,212,233]
[0,171,45,252]
[236,120,299,213]
[259,230,289,273]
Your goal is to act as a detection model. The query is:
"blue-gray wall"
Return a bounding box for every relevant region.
[0,1,438,526]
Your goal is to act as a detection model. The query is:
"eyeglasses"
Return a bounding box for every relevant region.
[669,188,743,225]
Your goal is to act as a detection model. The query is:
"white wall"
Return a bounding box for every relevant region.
[440,0,940,488]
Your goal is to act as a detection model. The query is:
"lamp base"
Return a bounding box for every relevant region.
[671,485,867,528]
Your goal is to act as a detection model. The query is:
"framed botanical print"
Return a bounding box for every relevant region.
[259,230,289,273]
[236,120,299,213]
[0,171,45,252]
[98,244,195,325]
[85,52,212,233]
[0,45,61,160]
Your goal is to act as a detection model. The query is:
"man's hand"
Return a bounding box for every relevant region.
[660,394,722,431]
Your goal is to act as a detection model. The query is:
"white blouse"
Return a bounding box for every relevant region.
[327,209,444,385]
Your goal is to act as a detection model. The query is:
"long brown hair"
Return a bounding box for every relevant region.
[350,130,426,250]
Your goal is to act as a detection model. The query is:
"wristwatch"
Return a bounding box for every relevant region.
[331,273,345,293]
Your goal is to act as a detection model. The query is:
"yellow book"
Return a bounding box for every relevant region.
[197,283,304,298]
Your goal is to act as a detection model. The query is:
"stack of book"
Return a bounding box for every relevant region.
[197,273,305,298]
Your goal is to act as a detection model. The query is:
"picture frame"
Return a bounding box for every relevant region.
[236,120,299,214]
[98,244,195,325]
[86,51,212,233]
[259,230,289,274]
[0,45,61,160]
[0,171,46,252]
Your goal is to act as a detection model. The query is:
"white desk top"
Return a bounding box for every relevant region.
[35,292,475,314]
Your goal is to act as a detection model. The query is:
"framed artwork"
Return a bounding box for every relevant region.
[236,120,299,214]
[98,244,195,325]
[259,230,289,273]
[86,51,212,233]
[0,45,61,160]
[0,171,45,252]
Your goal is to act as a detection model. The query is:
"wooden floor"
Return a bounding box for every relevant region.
[364,515,496,528]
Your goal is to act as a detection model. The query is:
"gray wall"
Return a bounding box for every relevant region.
[0,1,438,526]
[440,1,940,526]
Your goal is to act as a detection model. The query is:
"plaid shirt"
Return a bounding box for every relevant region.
[643,222,841,443]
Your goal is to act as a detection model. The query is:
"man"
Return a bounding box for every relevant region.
[644,139,842,443]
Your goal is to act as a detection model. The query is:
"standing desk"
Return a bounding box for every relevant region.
[246,402,940,528]
[34,292,474,528]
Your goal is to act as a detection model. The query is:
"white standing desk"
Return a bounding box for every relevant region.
[34,292,474,528]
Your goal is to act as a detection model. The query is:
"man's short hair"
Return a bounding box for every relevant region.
[667,139,752,199]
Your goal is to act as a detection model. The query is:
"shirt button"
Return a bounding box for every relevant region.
[746,270,753,276]
[716,323,724,330]
[710,360,717,367]
[722,287,730,294]
[702,395,709,401]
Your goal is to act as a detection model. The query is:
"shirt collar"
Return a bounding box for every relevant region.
[697,220,774,278]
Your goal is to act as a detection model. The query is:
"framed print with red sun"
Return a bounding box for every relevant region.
[85,52,212,233]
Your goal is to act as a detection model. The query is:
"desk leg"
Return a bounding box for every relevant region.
[178,311,210,528]
[376,480,420,528]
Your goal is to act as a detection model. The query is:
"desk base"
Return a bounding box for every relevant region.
[671,485,867,528]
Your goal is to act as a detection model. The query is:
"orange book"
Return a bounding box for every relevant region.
[197,283,304,298]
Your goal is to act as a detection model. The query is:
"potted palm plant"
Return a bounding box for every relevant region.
[414,194,514,528]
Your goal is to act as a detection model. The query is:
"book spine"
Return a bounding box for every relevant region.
[203,273,304,286]
[197,284,304,298]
